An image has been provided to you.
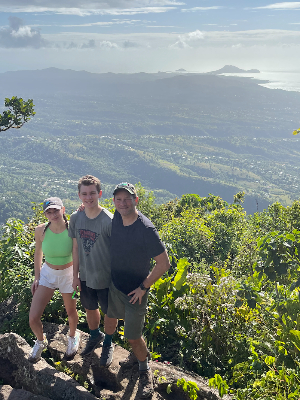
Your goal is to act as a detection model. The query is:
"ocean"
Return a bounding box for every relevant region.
[222,71,300,93]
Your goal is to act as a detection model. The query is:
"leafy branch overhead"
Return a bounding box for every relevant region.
[0,97,35,132]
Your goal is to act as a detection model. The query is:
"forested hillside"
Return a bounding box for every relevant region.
[1,188,300,399]
[1,68,300,224]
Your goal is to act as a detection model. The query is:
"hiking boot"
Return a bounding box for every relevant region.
[81,331,105,356]
[65,331,80,359]
[119,350,151,369]
[100,343,114,367]
[28,334,48,363]
[139,368,154,398]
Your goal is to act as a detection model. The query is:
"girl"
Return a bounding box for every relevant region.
[28,197,79,362]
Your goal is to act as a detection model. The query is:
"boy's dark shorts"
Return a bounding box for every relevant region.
[80,280,108,314]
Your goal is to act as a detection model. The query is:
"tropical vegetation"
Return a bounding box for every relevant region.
[0,96,35,132]
[1,186,300,399]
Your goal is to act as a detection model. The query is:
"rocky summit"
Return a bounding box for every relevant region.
[0,322,231,400]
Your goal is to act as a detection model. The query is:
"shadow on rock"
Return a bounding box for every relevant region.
[0,324,232,400]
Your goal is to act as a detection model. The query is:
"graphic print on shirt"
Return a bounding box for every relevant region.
[78,229,99,256]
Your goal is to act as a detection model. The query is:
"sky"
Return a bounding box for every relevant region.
[1,1,300,74]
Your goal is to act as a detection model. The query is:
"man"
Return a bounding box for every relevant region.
[69,175,118,367]
[107,182,170,398]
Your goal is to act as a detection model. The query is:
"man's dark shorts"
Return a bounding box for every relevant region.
[107,282,148,340]
[80,281,108,314]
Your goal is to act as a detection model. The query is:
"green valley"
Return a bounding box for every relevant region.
[0,68,300,223]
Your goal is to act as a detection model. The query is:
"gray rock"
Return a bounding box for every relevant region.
[0,333,98,400]
[0,325,232,400]
[0,385,51,400]
[44,323,232,400]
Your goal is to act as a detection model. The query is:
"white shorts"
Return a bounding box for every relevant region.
[39,263,74,293]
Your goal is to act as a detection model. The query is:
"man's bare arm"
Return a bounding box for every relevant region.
[128,250,170,304]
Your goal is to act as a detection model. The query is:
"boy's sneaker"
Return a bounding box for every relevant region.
[28,334,48,363]
[99,343,114,367]
[139,368,154,398]
[81,331,105,356]
[65,331,80,359]
[119,350,151,369]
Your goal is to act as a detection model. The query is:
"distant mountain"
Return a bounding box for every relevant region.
[0,67,300,223]
[0,67,275,110]
[209,65,260,74]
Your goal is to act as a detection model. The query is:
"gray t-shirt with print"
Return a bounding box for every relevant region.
[68,208,113,290]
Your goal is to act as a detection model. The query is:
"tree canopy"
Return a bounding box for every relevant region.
[0,96,35,132]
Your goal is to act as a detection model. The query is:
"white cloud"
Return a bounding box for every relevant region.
[0,16,48,48]
[122,40,140,48]
[11,25,36,38]
[1,0,184,5]
[146,25,177,27]
[0,1,181,16]
[204,29,300,47]
[170,38,191,48]
[61,20,140,27]
[62,38,118,49]
[81,39,96,48]
[186,30,205,40]
[66,41,77,49]
[253,2,300,10]
[153,28,300,54]
[232,43,242,48]
[44,28,300,52]
[99,40,118,48]
[170,29,204,48]
[181,6,223,12]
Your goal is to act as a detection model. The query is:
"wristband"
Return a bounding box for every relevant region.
[139,282,150,292]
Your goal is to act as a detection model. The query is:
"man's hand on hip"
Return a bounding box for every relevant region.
[128,287,146,305]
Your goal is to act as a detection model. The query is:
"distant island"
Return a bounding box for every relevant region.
[208,65,260,74]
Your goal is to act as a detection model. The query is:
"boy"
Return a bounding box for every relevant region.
[69,175,117,366]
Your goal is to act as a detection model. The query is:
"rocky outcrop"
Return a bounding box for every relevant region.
[0,385,51,400]
[0,324,232,400]
[0,332,98,400]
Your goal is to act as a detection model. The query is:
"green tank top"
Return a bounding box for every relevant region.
[42,227,73,265]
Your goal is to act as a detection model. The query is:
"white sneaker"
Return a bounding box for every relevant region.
[65,330,80,359]
[28,334,48,363]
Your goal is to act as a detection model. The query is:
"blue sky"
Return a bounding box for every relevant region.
[1,1,300,73]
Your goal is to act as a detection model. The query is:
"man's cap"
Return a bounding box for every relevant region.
[43,197,63,212]
[113,182,136,196]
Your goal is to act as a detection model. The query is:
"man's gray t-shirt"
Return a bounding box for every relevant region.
[68,208,113,290]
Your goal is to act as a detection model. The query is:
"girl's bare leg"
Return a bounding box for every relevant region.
[61,293,78,337]
[29,285,55,340]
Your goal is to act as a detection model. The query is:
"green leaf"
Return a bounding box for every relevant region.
[234,299,243,308]
[166,384,172,394]
[265,356,276,366]
[172,258,189,290]
[245,291,251,300]
[251,360,262,370]
[276,263,288,276]
[247,299,257,309]
[286,233,296,241]
[154,278,169,304]
[290,278,300,291]
[289,330,300,351]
